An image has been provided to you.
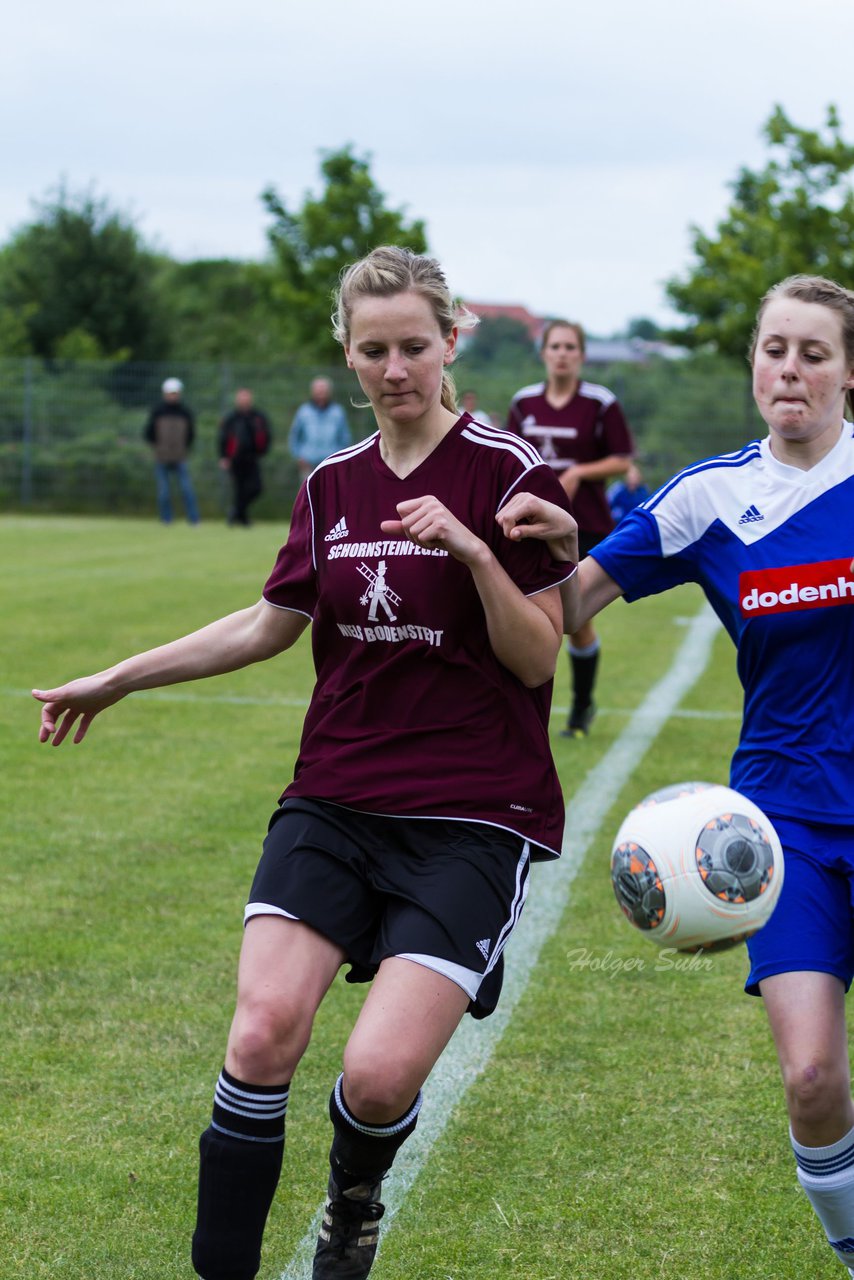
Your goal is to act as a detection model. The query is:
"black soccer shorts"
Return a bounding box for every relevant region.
[246,797,531,1018]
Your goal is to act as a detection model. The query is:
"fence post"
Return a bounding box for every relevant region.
[21,356,34,506]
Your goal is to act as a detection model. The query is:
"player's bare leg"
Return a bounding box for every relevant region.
[762,971,854,1273]
[193,917,345,1280]
[314,958,470,1279]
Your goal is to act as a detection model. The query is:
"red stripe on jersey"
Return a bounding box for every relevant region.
[740,558,854,616]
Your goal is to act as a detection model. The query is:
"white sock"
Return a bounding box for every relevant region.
[792,1123,854,1268]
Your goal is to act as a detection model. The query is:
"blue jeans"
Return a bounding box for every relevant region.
[155,461,200,524]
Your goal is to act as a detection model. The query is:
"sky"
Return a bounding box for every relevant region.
[4,0,854,336]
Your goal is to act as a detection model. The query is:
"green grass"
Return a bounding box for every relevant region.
[1,515,844,1279]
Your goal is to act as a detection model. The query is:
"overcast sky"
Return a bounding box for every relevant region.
[4,0,853,335]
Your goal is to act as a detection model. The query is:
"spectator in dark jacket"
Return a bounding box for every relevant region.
[144,377,200,524]
[218,388,272,526]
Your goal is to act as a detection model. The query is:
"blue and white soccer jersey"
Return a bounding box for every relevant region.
[591,424,854,991]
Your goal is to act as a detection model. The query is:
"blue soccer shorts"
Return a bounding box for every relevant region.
[745,815,854,996]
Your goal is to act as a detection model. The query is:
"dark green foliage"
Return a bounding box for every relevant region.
[604,355,762,481]
[667,104,854,358]
[0,183,169,361]
[261,146,428,360]
[626,317,663,341]
[152,258,289,363]
[460,316,539,372]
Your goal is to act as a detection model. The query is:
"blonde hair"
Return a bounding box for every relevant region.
[332,245,477,413]
[750,274,854,367]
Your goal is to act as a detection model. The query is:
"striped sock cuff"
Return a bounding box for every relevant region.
[791,1123,854,1182]
[332,1073,423,1138]
[211,1067,289,1144]
[568,639,600,659]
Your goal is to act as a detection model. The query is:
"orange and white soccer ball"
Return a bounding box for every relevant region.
[610,782,784,952]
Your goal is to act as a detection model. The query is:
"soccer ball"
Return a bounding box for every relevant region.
[610,782,784,952]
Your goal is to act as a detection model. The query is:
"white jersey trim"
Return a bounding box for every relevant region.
[395,953,483,999]
[260,597,313,620]
[244,902,300,924]
[577,380,617,409]
[312,433,379,472]
[304,436,377,570]
[642,429,854,558]
[525,564,577,598]
[461,422,545,471]
[509,381,546,408]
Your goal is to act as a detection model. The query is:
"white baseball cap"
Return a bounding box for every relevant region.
[162,377,184,394]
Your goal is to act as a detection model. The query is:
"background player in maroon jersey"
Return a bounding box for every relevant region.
[499,276,854,1280]
[507,321,635,736]
[33,246,573,1280]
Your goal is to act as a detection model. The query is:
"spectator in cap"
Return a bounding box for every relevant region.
[143,377,200,524]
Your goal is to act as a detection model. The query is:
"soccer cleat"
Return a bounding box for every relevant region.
[312,1173,385,1279]
[561,701,596,738]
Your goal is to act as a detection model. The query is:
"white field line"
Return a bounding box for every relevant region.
[277,602,723,1280]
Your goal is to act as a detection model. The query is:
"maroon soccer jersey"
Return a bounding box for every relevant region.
[506,380,634,534]
[262,414,574,858]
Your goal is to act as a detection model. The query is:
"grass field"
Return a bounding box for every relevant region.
[1,515,846,1280]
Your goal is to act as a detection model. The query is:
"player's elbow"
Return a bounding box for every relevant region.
[517,638,562,688]
[521,668,555,690]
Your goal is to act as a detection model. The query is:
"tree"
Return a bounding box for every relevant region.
[625,317,662,342]
[459,316,538,370]
[261,146,428,359]
[0,183,169,361]
[152,257,287,362]
[667,105,854,359]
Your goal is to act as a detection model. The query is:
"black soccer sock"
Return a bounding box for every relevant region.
[569,640,600,711]
[328,1073,422,1188]
[191,1068,290,1280]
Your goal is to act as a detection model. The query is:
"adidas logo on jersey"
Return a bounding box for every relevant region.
[738,504,764,526]
[324,516,349,542]
[475,938,491,961]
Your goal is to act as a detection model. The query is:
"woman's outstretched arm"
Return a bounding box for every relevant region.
[33,600,309,745]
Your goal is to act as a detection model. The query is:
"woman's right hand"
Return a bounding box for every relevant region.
[495,493,579,564]
[32,674,124,746]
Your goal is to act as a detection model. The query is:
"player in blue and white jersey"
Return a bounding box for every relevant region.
[498,275,854,1277]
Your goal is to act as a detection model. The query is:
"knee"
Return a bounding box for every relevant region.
[227,998,312,1083]
[783,1056,850,1130]
[341,1049,419,1122]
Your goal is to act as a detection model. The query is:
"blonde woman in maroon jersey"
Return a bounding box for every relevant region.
[33,247,574,1280]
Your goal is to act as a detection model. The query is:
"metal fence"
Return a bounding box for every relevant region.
[0,356,761,516]
[0,358,376,518]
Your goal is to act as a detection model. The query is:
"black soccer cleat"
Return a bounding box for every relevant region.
[312,1174,385,1279]
[561,700,596,739]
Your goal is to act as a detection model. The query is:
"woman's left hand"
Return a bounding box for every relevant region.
[495,492,578,564]
[381,496,486,566]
